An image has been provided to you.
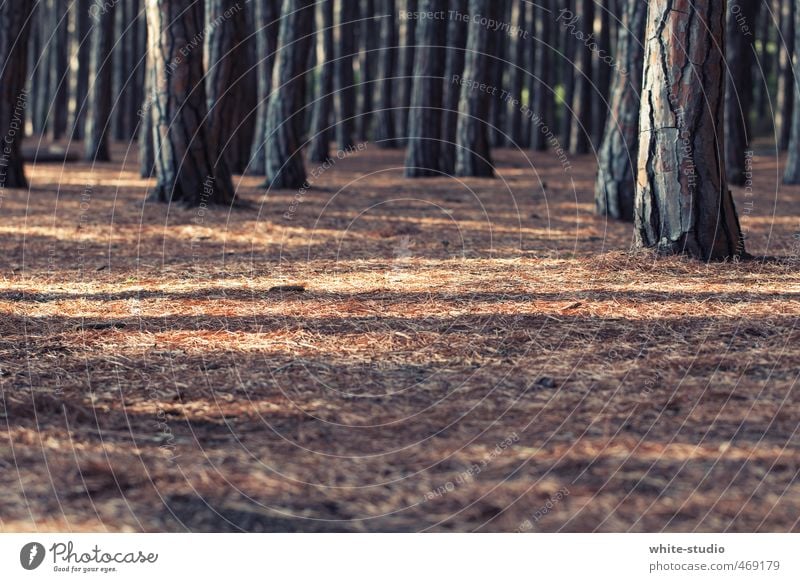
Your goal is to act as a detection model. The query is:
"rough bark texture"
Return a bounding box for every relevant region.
[404,0,447,177]
[145,0,234,204]
[454,0,494,177]
[309,0,335,163]
[568,0,594,155]
[776,0,795,151]
[636,0,744,260]
[440,0,467,172]
[264,0,314,189]
[724,0,759,186]
[373,0,397,147]
[784,0,800,184]
[84,0,116,162]
[594,0,647,221]
[247,0,280,175]
[0,0,34,189]
[334,0,358,149]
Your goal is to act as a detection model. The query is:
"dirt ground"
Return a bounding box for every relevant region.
[1,140,799,532]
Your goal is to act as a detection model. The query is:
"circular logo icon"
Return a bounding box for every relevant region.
[20,542,45,570]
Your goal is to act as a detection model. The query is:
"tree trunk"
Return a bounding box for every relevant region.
[594,0,647,221]
[84,0,115,161]
[356,0,378,140]
[69,0,91,140]
[139,48,155,178]
[568,0,594,155]
[334,0,358,149]
[592,0,612,145]
[145,0,235,204]
[558,0,576,151]
[506,1,526,148]
[784,0,800,184]
[48,0,69,141]
[776,0,795,151]
[0,0,34,189]
[264,0,314,189]
[724,1,759,186]
[396,0,417,143]
[531,0,554,152]
[636,0,744,260]
[309,0,335,162]
[373,0,398,147]
[440,0,468,172]
[246,0,280,175]
[404,0,447,177]
[454,0,494,177]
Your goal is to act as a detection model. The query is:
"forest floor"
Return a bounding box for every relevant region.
[1,141,799,532]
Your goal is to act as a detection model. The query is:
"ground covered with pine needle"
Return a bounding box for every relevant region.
[1,142,799,532]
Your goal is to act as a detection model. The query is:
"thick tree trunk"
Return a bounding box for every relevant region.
[33,5,51,137]
[568,0,594,155]
[724,1,759,186]
[440,0,468,172]
[264,0,314,189]
[404,0,447,177]
[334,0,358,149]
[356,0,378,140]
[396,0,417,142]
[594,0,647,221]
[530,0,554,152]
[84,0,115,162]
[69,0,91,140]
[784,0,800,184]
[0,0,34,189]
[146,0,234,204]
[139,48,155,178]
[373,0,398,147]
[48,0,69,140]
[636,0,744,260]
[454,0,494,177]
[776,0,795,152]
[247,0,280,175]
[309,0,335,162]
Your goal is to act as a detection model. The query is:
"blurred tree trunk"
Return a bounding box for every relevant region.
[506,1,526,147]
[84,0,115,161]
[594,0,647,221]
[309,0,335,162]
[558,0,575,151]
[145,0,234,204]
[397,0,416,142]
[569,0,594,154]
[455,0,495,177]
[488,1,510,147]
[357,0,378,140]
[33,5,51,136]
[530,0,554,152]
[725,1,759,186]
[776,0,795,151]
[440,0,468,172]
[265,0,314,189]
[139,48,155,177]
[48,0,70,140]
[247,0,280,175]
[335,0,358,149]
[373,0,398,147]
[636,0,744,260]
[404,0,447,177]
[784,0,800,184]
[592,0,612,144]
[68,0,91,140]
[0,0,34,188]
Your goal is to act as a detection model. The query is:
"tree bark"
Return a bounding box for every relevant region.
[636,0,744,260]
[247,0,280,175]
[396,0,417,143]
[404,0,447,177]
[69,0,91,140]
[139,47,155,178]
[558,0,576,151]
[145,0,235,204]
[531,0,554,152]
[48,0,70,140]
[440,0,468,172]
[724,0,759,186]
[776,0,795,151]
[264,0,314,189]
[568,0,594,155]
[373,0,398,147]
[506,1,526,147]
[454,0,494,177]
[592,0,612,145]
[784,0,800,184]
[84,0,115,161]
[0,0,34,189]
[594,0,647,221]
[334,0,358,149]
[309,0,335,162]
[357,0,378,140]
